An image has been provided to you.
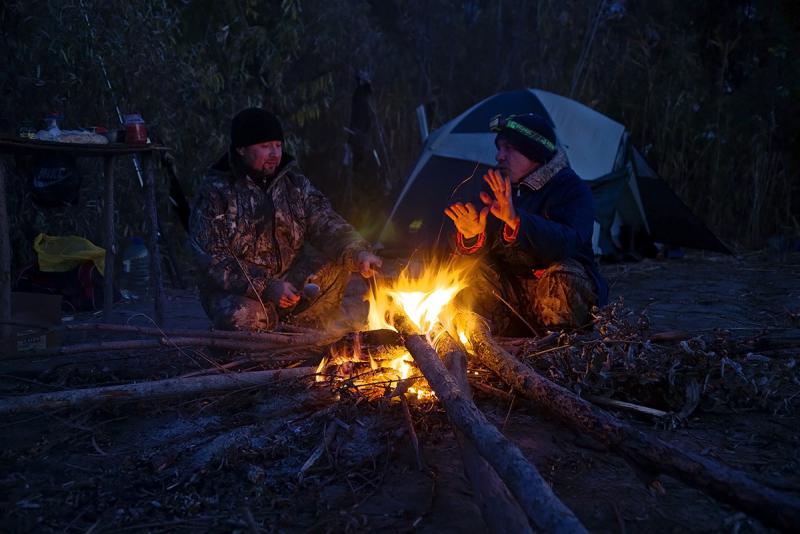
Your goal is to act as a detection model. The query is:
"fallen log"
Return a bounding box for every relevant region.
[456,311,800,532]
[65,322,338,345]
[393,314,587,533]
[179,354,315,378]
[162,336,332,352]
[276,322,322,334]
[0,347,310,378]
[437,331,532,534]
[8,335,334,361]
[0,366,317,416]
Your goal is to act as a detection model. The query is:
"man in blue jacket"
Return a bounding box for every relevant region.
[445,113,607,334]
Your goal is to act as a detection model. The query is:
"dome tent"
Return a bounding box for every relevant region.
[378,88,728,257]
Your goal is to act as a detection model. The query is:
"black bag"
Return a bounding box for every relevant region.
[29,155,82,207]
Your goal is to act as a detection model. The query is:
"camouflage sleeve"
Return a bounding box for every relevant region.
[300,176,370,271]
[189,179,273,299]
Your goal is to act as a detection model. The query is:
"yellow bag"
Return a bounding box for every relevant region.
[34,233,106,275]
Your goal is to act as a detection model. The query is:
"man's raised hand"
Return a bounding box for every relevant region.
[480,169,518,229]
[444,201,489,238]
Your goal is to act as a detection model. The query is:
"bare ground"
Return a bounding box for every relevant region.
[1,250,799,533]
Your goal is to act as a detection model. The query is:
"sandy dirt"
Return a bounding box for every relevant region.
[1,251,798,533]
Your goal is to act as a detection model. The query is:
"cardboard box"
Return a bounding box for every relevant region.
[5,292,62,356]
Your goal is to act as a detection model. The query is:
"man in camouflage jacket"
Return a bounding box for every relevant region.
[190,108,382,331]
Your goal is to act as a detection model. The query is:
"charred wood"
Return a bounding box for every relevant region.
[393,314,587,533]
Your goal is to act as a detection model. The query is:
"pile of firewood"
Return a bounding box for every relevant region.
[2,307,800,532]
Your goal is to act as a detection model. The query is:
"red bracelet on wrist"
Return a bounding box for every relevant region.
[456,231,486,254]
[503,217,520,243]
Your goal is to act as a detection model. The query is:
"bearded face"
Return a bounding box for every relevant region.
[237,141,283,179]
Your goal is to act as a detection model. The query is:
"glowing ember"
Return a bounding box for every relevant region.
[316,259,472,399]
[315,340,434,399]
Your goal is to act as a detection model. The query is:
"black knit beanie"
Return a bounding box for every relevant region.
[231,108,284,148]
[492,113,557,164]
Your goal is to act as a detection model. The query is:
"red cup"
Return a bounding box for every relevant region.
[125,114,148,144]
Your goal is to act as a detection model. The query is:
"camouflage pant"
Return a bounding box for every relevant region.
[200,249,352,331]
[458,258,598,336]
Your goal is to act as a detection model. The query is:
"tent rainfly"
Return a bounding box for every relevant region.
[378,89,729,256]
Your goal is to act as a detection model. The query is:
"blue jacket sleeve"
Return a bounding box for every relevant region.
[498,179,595,269]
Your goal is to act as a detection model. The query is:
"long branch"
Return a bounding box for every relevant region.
[436,330,533,534]
[393,314,586,533]
[5,337,329,361]
[456,311,800,532]
[0,366,318,416]
[64,322,337,345]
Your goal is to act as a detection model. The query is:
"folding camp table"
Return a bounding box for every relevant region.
[0,136,171,328]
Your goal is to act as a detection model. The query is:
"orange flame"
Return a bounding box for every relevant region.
[316,259,472,399]
[367,259,470,336]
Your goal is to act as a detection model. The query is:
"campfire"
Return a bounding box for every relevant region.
[316,259,472,399]
[5,261,800,532]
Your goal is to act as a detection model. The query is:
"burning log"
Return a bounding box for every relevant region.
[393,313,587,533]
[314,329,424,399]
[437,331,533,534]
[324,329,403,351]
[0,367,318,416]
[456,311,800,532]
